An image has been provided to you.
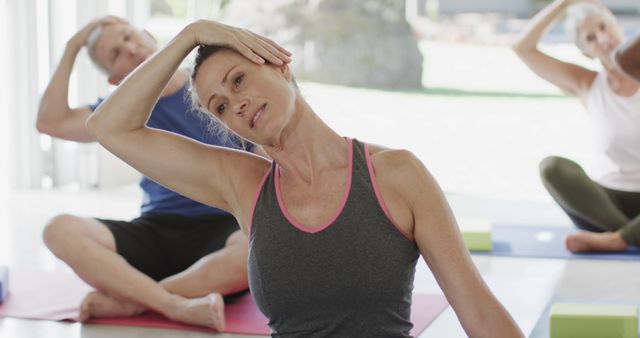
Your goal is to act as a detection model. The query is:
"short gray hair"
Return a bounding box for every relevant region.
[564,3,615,49]
[85,25,109,74]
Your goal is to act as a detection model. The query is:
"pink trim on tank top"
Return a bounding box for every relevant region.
[248,166,273,238]
[364,143,413,242]
[274,138,353,234]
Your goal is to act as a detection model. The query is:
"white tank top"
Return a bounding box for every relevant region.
[584,71,640,192]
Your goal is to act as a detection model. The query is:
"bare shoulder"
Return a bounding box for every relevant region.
[366,143,433,187]
[367,142,448,221]
[367,143,415,165]
[366,143,443,240]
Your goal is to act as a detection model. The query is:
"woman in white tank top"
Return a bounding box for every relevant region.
[513,0,640,253]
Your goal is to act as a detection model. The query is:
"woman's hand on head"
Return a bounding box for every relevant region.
[189,20,292,66]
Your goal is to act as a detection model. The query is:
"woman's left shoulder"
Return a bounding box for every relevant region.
[366,143,427,177]
[365,143,444,235]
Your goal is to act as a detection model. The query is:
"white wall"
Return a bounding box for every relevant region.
[0,0,9,194]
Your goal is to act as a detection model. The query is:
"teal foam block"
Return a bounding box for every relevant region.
[458,218,493,252]
[550,303,638,338]
[0,265,7,303]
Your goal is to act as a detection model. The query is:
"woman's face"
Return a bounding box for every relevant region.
[194,49,297,145]
[576,12,624,61]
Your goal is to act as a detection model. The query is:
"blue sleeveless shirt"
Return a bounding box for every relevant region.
[90,83,250,216]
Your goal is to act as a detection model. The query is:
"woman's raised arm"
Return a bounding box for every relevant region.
[372,148,525,338]
[86,21,289,227]
[512,0,597,97]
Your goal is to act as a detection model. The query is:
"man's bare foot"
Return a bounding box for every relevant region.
[167,293,225,331]
[565,231,628,253]
[78,291,146,321]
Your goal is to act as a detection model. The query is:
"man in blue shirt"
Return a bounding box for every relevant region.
[37,16,289,329]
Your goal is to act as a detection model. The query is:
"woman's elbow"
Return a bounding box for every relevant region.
[35,119,52,135]
[510,41,522,53]
[511,41,531,56]
[35,117,66,139]
[510,35,539,56]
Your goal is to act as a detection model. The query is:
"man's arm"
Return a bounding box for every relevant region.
[615,34,640,82]
[36,17,123,142]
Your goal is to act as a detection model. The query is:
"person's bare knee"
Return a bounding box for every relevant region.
[43,214,81,251]
[43,214,116,256]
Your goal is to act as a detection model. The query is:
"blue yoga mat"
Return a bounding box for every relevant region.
[471,225,640,261]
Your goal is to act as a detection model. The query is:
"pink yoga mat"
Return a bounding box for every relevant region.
[0,269,448,336]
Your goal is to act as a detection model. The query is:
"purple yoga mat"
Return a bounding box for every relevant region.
[0,269,448,336]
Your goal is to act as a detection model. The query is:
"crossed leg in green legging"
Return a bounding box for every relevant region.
[539,156,640,252]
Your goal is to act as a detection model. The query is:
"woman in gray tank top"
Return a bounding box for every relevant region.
[85,20,524,337]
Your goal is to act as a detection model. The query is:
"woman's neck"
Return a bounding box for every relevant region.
[264,101,349,185]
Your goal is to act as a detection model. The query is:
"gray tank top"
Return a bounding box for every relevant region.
[248,138,420,337]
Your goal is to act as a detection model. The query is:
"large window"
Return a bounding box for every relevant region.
[10,0,635,202]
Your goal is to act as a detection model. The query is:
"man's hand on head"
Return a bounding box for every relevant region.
[68,15,127,50]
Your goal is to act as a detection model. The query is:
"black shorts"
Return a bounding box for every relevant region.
[97,213,240,281]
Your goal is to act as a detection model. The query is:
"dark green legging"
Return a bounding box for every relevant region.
[539,156,640,245]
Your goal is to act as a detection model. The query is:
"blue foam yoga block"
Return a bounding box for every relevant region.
[0,265,7,303]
